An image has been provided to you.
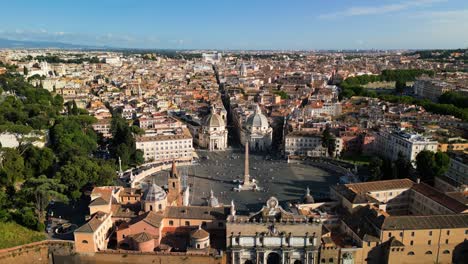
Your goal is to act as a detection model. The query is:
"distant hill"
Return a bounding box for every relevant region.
[0,38,110,49]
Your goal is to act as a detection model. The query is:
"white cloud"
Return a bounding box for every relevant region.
[318,0,446,19]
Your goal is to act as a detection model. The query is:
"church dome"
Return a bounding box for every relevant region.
[203,112,224,128]
[246,105,269,129]
[143,183,167,202]
[190,227,209,240]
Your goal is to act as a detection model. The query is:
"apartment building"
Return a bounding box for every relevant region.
[330,179,468,264]
[414,77,454,101]
[284,131,342,157]
[375,130,438,164]
[136,127,193,163]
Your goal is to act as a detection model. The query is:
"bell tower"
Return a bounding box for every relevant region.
[167,160,182,205]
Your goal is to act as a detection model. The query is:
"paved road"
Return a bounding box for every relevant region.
[144,149,339,213]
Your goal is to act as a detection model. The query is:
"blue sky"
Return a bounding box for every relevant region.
[0,0,467,49]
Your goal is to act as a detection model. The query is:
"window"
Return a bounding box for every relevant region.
[442,250,450,254]
[321,259,326,263]
[388,232,392,238]
[149,205,153,211]
[407,251,415,256]
[185,221,190,226]
[429,231,432,236]
[428,240,431,245]
[399,232,403,237]
[425,251,432,255]
[446,230,450,235]
[82,240,88,244]
[202,221,207,227]
[445,239,449,244]
[328,258,334,263]
[196,244,200,249]
[410,240,413,246]
[158,204,162,210]
[411,232,415,237]
[169,220,174,226]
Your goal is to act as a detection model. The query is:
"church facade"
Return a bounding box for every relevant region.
[199,106,228,151]
[240,104,273,152]
[226,197,322,264]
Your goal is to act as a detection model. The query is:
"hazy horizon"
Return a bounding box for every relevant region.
[1,0,467,50]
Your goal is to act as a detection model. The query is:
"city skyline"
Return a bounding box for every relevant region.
[0,0,467,50]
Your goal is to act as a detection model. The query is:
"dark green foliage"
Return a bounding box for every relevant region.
[0,148,25,187]
[54,156,115,200]
[23,147,56,178]
[395,79,406,94]
[321,126,336,157]
[415,150,450,184]
[439,91,468,108]
[0,64,116,232]
[368,157,383,181]
[49,115,98,161]
[35,55,101,64]
[380,69,434,82]
[109,115,142,169]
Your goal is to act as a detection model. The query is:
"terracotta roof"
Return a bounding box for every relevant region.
[165,206,229,220]
[75,211,108,233]
[132,232,153,243]
[89,197,108,206]
[190,228,210,239]
[143,211,164,228]
[346,179,415,194]
[411,183,468,213]
[382,214,468,230]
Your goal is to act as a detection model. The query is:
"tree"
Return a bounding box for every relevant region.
[394,152,411,179]
[54,156,116,200]
[395,79,406,94]
[322,126,336,158]
[0,148,25,187]
[23,147,56,178]
[415,150,450,184]
[368,157,383,181]
[433,152,450,178]
[109,115,142,168]
[23,66,28,76]
[19,175,68,222]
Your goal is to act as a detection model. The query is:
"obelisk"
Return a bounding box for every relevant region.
[244,142,250,185]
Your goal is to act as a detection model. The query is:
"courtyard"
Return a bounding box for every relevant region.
[144,149,340,213]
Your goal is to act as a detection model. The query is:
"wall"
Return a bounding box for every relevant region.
[0,240,74,264]
[73,251,225,264]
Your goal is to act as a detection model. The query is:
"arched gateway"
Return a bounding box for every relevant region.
[267,252,281,264]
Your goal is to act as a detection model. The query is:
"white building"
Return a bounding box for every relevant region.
[136,127,194,163]
[285,131,342,157]
[375,130,438,165]
[305,102,342,118]
[240,105,273,151]
[202,53,222,64]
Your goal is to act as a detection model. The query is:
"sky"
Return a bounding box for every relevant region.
[0,0,467,50]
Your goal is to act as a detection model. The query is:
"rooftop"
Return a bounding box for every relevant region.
[382,214,468,230]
